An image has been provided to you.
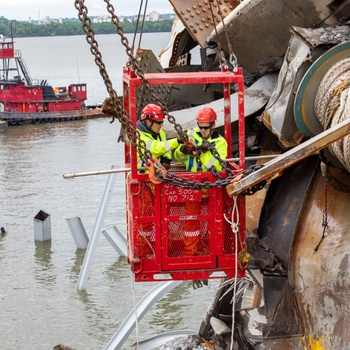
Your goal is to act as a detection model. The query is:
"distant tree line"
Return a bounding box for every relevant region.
[0,17,173,38]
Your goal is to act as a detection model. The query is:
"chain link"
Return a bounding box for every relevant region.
[75,0,245,189]
[208,143,235,176]
[104,0,186,137]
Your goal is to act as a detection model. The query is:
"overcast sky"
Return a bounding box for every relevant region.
[0,0,175,21]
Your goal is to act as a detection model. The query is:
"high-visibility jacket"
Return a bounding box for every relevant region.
[136,121,179,257]
[174,128,228,256]
[136,121,179,168]
[174,128,227,171]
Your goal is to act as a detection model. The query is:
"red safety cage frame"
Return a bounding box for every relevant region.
[123,67,246,282]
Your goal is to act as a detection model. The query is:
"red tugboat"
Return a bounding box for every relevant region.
[0,34,102,126]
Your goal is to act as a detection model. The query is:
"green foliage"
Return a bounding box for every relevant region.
[0,17,173,38]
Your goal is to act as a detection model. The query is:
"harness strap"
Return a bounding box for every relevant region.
[188,139,199,171]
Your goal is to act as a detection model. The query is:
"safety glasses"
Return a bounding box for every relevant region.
[153,120,164,125]
[197,124,211,130]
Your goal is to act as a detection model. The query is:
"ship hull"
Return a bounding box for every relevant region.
[0,109,106,126]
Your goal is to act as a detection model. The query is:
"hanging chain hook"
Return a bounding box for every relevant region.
[214,0,238,72]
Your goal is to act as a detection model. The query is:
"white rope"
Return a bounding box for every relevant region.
[223,196,240,350]
[224,195,240,235]
[314,57,350,172]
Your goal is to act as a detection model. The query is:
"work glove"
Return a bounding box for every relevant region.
[198,140,211,153]
[160,157,171,170]
[177,131,187,144]
[180,144,196,156]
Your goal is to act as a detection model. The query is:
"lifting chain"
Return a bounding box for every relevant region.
[74,0,243,189]
[74,0,179,168]
[157,164,263,190]
[100,0,186,141]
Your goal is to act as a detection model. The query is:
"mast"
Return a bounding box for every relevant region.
[0,21,32,85]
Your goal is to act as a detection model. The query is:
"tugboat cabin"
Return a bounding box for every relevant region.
[0,38,87,114]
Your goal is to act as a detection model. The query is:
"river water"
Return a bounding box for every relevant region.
[0,33,217,349]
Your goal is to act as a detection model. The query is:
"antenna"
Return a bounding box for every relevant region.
[77,58,80,83]
[10,21,13,42]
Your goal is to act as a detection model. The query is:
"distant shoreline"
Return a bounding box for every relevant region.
[0,17,173,38]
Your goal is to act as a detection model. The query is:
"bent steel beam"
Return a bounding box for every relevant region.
[103,281,183,350]
[227,118,350,197]
[102,226,127,256]
[76,168,117,290]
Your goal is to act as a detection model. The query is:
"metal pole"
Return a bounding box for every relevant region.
[63,167,131,179]
[63,155,279,179]
[226,154,278,162]
[76,167,117,290]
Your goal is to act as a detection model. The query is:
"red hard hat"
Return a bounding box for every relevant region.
[196,107,217,123]
[141,104,165,121]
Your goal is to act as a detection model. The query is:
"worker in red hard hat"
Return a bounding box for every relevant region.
[174,107,228,256]
[137,103,183,170]
[136,103,184,257]
[175,107,227,172]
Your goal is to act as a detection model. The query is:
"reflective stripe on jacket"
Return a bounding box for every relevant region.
[137,128,179,168]
[174,128,227,172]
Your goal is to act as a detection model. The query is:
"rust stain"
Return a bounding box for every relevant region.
[292,169,350,349]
